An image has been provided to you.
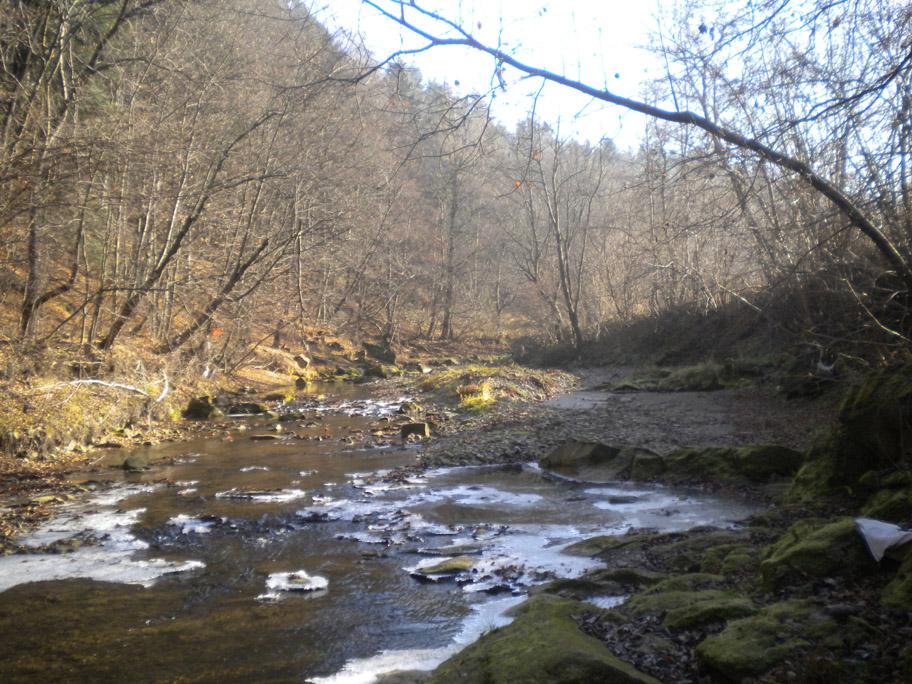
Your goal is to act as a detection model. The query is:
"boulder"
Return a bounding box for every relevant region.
[401,422,431,440]
[540,442,659,482]
[398,401,423,415]
[425,595,661,684]
[293,354,310,369]
[122,454,149,471]
[861,487,912,523]
[183,396,223,420]
[664,444,803,484]
[226,402,269,415]
[624,589,756,630]
[697,600,837,681]
[882,551,912,609]
[364,364,400,379]
[790,365,912,501]
[627,452,666,480]
[759,517,872,589]
[415,556,475,576]
[364,342,398,364]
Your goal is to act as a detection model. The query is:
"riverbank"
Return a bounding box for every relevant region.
[402,365,912,684]
[4,348,911,683]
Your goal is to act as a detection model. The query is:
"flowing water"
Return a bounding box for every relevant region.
[0,383,758,683]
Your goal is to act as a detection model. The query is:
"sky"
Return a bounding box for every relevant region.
[317,1,665,151]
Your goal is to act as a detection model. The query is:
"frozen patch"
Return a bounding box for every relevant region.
[307,595,523,684]
[215,488,307,503]
[257,570,328,601]
[585,595,628,610]
[167,514,220,535]
[0,485,203,592]
[240,466,271,472]
[417,485,544,507]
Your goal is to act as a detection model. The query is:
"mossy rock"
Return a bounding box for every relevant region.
[593,567,667,587]
[182,396,223,420]
[790,365,912,501]
[416,556,475,576]
[426,595,661,684]
[540,441,619,469]
[540,442,658,482]
[563,532,662,558]
[397,401,423,415]
[122,454,149,472]
[612,362,754,393]
[759,517,872,589]
[861,487,912,523]
[540,567,666,600]
[651,529,753,573]
[363,364,400,379]
[401,422,431,439]
[226,402,269,415]
[696,600,837,681]
[376,671,431,684]
[627,452,666,480]
[625,589,756,630]
[882,551,912,610]
[664,444,803,484]
[701,544,746,574]
[643,573,726,593]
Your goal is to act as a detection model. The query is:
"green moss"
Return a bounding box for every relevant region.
[541,567,666,600]
[593,567,667,587]
[652,530,753,573]
[644,573,725,593]
[861,487,912,522]
[760,517,871,589]
[612,362,756,393]
[458,381,497,411]
[789,365,912,501]
[563,532,661,558]
[426,595,661,684]
[627,452,666,480]
[696,600,837,681]
[664,444,803,484]
[625,589,755,630]
[540,442,659,482]
[882,551,912,609]
[416,556,475,575]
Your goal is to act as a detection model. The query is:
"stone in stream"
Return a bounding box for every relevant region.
[226,402,270,415]
[401,422,431,440]
[182,396,223,420]
[540,441,658,482]
[411,556,476,581]
[122,454,149,471]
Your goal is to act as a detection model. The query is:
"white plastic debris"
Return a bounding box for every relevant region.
[855,517,912,561]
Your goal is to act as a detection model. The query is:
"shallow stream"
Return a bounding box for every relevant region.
[0,383,757,682]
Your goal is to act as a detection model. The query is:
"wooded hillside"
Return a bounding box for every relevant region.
[2,0,910,366]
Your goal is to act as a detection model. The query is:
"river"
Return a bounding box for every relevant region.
[0,382,757,682]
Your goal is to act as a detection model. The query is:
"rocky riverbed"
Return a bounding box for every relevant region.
[2,361,911,683]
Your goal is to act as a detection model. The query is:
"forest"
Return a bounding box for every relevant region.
[2,2,912,683]
[4,0,909,365]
